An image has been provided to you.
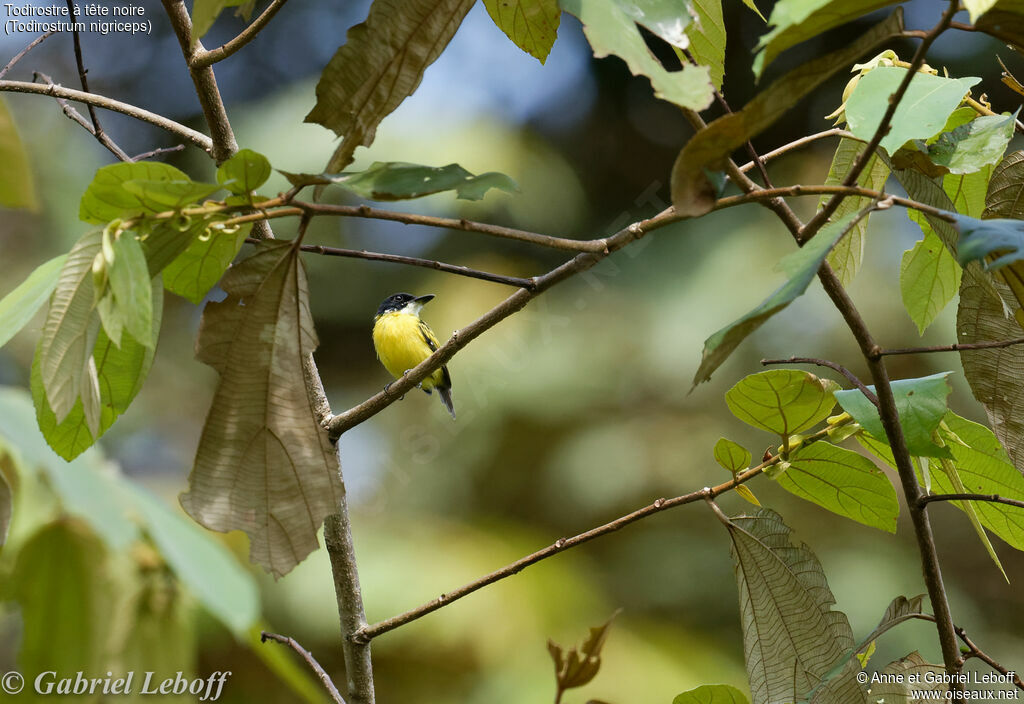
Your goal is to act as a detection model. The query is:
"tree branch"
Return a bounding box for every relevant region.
[0,78,212,152]
[33,72,132,162]
[955,627,1024,690]
[0,30,56,80]
[761,356,878,406]
[192,0,291,67]
[880,337,1024,356]
[798,1,959,244]
[919,493,1024,510]
[737,129,855,174]
[269,239,536,288]
[260,632,347,704]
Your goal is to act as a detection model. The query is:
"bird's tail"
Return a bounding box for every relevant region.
[438,387,456,419]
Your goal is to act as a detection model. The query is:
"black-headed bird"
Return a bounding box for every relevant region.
[372,292,455,419]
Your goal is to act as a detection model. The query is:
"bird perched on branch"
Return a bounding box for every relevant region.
[372,292,455,419]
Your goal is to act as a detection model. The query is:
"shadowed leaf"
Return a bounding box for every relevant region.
[868,652,947,704]
[0,97,38,210]
[671,11,902,216]
[483,0,560,63]
[727,508,866,704]
[162,224,251,304]
[282,162,518,201]
[181,240,344,578]
[305,0,475,174]
[217,148,272,195]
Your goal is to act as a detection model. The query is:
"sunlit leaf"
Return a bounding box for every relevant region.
[845,68,980,154]
[483,0,560,63]
[944,166,992,219]
[900,229,961,334]
[726,370,839,438]
[32,277,162,461]
[162,225,250,304]
[560,0,712,111]
[127,484,260,636]
[727,508,866,704]
[305,0,476,173]
[181,241,344,578]
[673,684,749,704]
[79,161,192,224]
[671,11,903,216]
[12,520,113,674]
[818,138,890,286]
[925,112,1017,175]
[834,373,953,458]
[0,255,67,350]
[0,97,38,210]
[283,162,518,201]
[714,437,751,472]
[753,0,903,77]
[684,0,726,90]
[693,211,860,384]
[217,148,272,195]
[776,441,898,532]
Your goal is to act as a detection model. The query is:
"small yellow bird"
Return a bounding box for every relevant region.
[372,292,455,419]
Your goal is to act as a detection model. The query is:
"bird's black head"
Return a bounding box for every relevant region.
[376,292,435,317]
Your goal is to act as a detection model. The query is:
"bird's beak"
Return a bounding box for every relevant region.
[413,294,435,304]
[407,293,435,315]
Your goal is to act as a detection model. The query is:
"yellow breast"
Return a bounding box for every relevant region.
[372,312,444,390]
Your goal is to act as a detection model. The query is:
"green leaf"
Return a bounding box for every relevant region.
[142,218,210,276]
[975,1,1024,51]
[775,441,898,532]
[305,0,476,173]
[684,0,726,90]
[714,437,752,472]
[284,162,519,201]
[483,0,560,63]
[693,211,860,384]
[121,178,223,211]
[217,148,273,195]
[190,0,246,40]
[899,228,961,334]
[32,277,162,462]
[931,413,1024,552]
[671,10,903,216]
[126,484,260,636]
[611,0,692,49]
[845,68,981,154]
[181,241,344,578]
[735,485,762,507]
[0,96,38,210]
[944,166,992,219]
[0,255,67,350]
[753,0,903,77]
[834,373,953,458]
[726,370,840,438]
[79,161,192,224]
[925,112,1017,175]
[0,387,141,548]
[673,684,749,704]
[162,224,250,304]
[727,508,866,704]
[36,231,102,425]
[742,0,766,22]
[818,138,890,286]
[106,234,154,348]
[559,0,713,110]
[12,520,113,674]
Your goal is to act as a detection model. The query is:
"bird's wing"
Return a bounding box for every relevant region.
[418,320,452,389]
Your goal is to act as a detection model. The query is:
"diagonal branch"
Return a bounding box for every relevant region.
[192,0,291,67]
[955,627,1024,690]
[261,632,347,704]
[0,30,56,80]
[737,129,855,174]
[33,72,132,162]
[0,78,212,152]
[761,356,878,406]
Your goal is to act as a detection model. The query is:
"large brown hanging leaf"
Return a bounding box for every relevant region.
[181,240,343,578]
[728,509,866,704]
[956,150,1024,473]
[305,0,475,174]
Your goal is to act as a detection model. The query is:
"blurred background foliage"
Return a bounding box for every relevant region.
[1,0,1023,701]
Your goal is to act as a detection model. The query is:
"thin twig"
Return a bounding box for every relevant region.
[880,337,1024,356]
[267,239,536,288]
[33,71,132,161]
[130,144,186,161]
[761,356,878,406]
[955,627,1024,690]
[737,129,855,174]
[64,0,102,137]
[798,1,959,244]
[0,30,56,80]
[192,0,291,67]
[919,493,1024,510]
[712,183,956,222]
[0,78,212,152]
[260,632,347,704]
